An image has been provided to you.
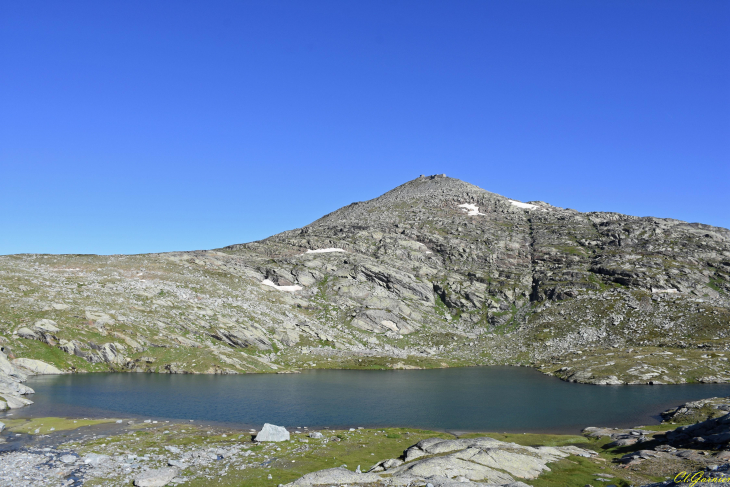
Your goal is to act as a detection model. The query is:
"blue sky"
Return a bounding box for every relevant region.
[1,1,728,255]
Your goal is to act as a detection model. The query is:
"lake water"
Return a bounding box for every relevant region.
[14,367,730,434]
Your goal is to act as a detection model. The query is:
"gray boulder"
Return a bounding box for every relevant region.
[288,467,381,486]
[133,467,180,487]
[16,327,39,341]
[83,453,111,466]
[59,454,77,464]
[33,319,59,333]
[13,358,64,375]
[255,423,290,442]
[2,395,33,408]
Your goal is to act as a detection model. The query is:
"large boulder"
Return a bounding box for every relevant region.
[288,467,382,486]
[0,351,25,380]
[16,327,40,341]
[1,395,33,408]
[13,358,64,375]
[0,376,34,396]
[85,310,116,326]
[83,453,111,466]
[33,319,59,333]
[58,339,89,359]
[133,467,180,487]
[99,343,126,365]
[16,320,59,345]
[255,423,290,442]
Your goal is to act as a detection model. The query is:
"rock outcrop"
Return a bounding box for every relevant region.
[661,409,730,449]
[660,396,730,424]
[0,350,34,409]
[13,358,64,375]
[286,435,596,486]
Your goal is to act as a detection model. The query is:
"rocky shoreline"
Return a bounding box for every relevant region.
[3,396,730,486]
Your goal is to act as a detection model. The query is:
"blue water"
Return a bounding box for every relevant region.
[13,367,730,433]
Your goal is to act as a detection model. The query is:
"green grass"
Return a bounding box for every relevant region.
[531,455,631,487]
[5,417,117,434]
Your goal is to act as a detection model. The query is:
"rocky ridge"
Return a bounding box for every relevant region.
[0,175,728,394]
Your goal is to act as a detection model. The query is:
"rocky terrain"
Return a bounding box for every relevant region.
[1,174,729,396]
[5,396,730,487]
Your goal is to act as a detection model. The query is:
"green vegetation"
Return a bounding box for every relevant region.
[5,417,116,434]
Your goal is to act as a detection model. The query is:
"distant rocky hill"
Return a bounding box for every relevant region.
[1,175,729,406]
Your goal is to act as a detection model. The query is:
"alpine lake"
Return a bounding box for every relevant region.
[14,366,730,433]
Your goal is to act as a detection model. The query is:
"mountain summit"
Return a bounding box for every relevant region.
[1,175,729,388]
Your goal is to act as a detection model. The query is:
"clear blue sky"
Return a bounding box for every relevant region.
[1,1,728,255]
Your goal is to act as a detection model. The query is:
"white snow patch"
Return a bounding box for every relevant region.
[508,200,539,210]
[457,203,485,216]
[261,279,302,292]
[305,248,345,254]
[651,288,678,294]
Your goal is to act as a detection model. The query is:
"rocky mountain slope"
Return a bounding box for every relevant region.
[1,174,729,399]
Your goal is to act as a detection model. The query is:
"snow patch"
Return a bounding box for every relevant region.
[652,288,678,294]
[261,279,302,292]
[305,248,345,254]
[457,203,485,216]
[508,200,539,210]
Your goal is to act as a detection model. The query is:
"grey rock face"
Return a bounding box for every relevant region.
[254,423,290,442]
